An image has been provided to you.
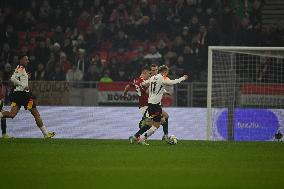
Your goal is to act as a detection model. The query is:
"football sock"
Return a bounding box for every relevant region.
[135,125,151,138]
[162,118,168,135]
[144,126,157,138]
[138,119,143,128]
[39,126,48,136]
[1,118,7,135]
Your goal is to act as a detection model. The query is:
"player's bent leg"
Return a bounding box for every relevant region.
[0,106,19,119]
[29,107,55,138]
[138,121,160,145]
[29,107,43,127]
[161,110,169,140]
[162,110,169,119]
[129,124,151,144]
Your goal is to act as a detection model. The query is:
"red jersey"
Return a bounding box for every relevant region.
[132,76,148,107]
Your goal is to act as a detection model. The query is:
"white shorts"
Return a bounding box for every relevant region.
[139,106,148,116]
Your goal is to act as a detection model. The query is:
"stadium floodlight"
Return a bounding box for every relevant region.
[207,46,284,141]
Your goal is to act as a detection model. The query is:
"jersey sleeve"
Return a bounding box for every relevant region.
[162,76,186,85]
[142,79,150,86]
[10,71,22,86]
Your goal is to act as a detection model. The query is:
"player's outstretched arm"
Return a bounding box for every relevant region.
[123,83,134,97]
[163,75,188,85]
[142,79,150,87]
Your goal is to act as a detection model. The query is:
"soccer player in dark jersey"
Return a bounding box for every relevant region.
[0,55,55,138]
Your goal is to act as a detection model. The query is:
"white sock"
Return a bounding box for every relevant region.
[0,112,3,118]
[40,126,48,136]
[144,126,157,139]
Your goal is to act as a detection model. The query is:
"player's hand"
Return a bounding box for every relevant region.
[28,72,32,79]
[24,86,29,91]
[123,91,128,98]
[182,75,188,80]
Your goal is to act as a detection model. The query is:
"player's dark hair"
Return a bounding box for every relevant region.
[142,65,151,71]
[18,54,27,61]
[158,65,169,73]
[151,63,158,68]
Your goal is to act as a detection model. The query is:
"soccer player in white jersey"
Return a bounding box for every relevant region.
[138,65,188,145]
[0,55,55,138]
[150,64,170,140]
[126,65,171,143]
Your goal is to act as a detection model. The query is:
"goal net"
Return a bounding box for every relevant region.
[207,47,284,141]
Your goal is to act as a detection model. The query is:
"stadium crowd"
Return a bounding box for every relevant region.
[0,0,281,83]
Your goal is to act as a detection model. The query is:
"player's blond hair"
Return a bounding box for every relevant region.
[158,65,169,73]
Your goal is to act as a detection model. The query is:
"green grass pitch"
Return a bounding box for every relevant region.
[0,139,283,189]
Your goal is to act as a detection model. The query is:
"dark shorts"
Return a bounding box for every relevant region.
[10,91,36,110]
[146,103,162,122]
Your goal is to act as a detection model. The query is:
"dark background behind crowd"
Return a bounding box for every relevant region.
[0,0,282,83]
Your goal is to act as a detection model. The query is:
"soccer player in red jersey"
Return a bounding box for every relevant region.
[124,66,151,116]
[124,66,153,142]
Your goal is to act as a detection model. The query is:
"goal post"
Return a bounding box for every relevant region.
[207,46,284,141]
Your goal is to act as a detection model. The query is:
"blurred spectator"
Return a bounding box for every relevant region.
[181,26,192,44]
[60,52,72,74]
[11,55,19,68]
[156,39,168,56]
[62,38,73,58]
[112,30,130,52]
[0,25,17,48]
[34,41,50,65]
[84,64,100,81]
[27,55,37,74]
[77,10,91,33]
[53,42,61,61]
[112,67,128,81]
[1,43,13,65]
[76,48,88,73]
[66,65,83,81]
[144,45,162,63]
[188,15,200,35]
[1,0,283,83]
[49,66,65,81]
[175,55,186,76]
[91,14,105,42]
[172,36,185,55]
[33,63,46,80]
[52,26,65,45]
[85,28,97,53]
[100,69,113,82]
[109,4,129,28]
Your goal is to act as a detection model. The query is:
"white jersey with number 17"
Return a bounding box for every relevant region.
[10,65,29,92]
[146,74,186,104]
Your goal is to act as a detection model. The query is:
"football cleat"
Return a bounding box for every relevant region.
[138,139,149,146]
[129,136,137,144]
[162,134,169,141]
[2,134,14,139]
[44,132,56,139]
